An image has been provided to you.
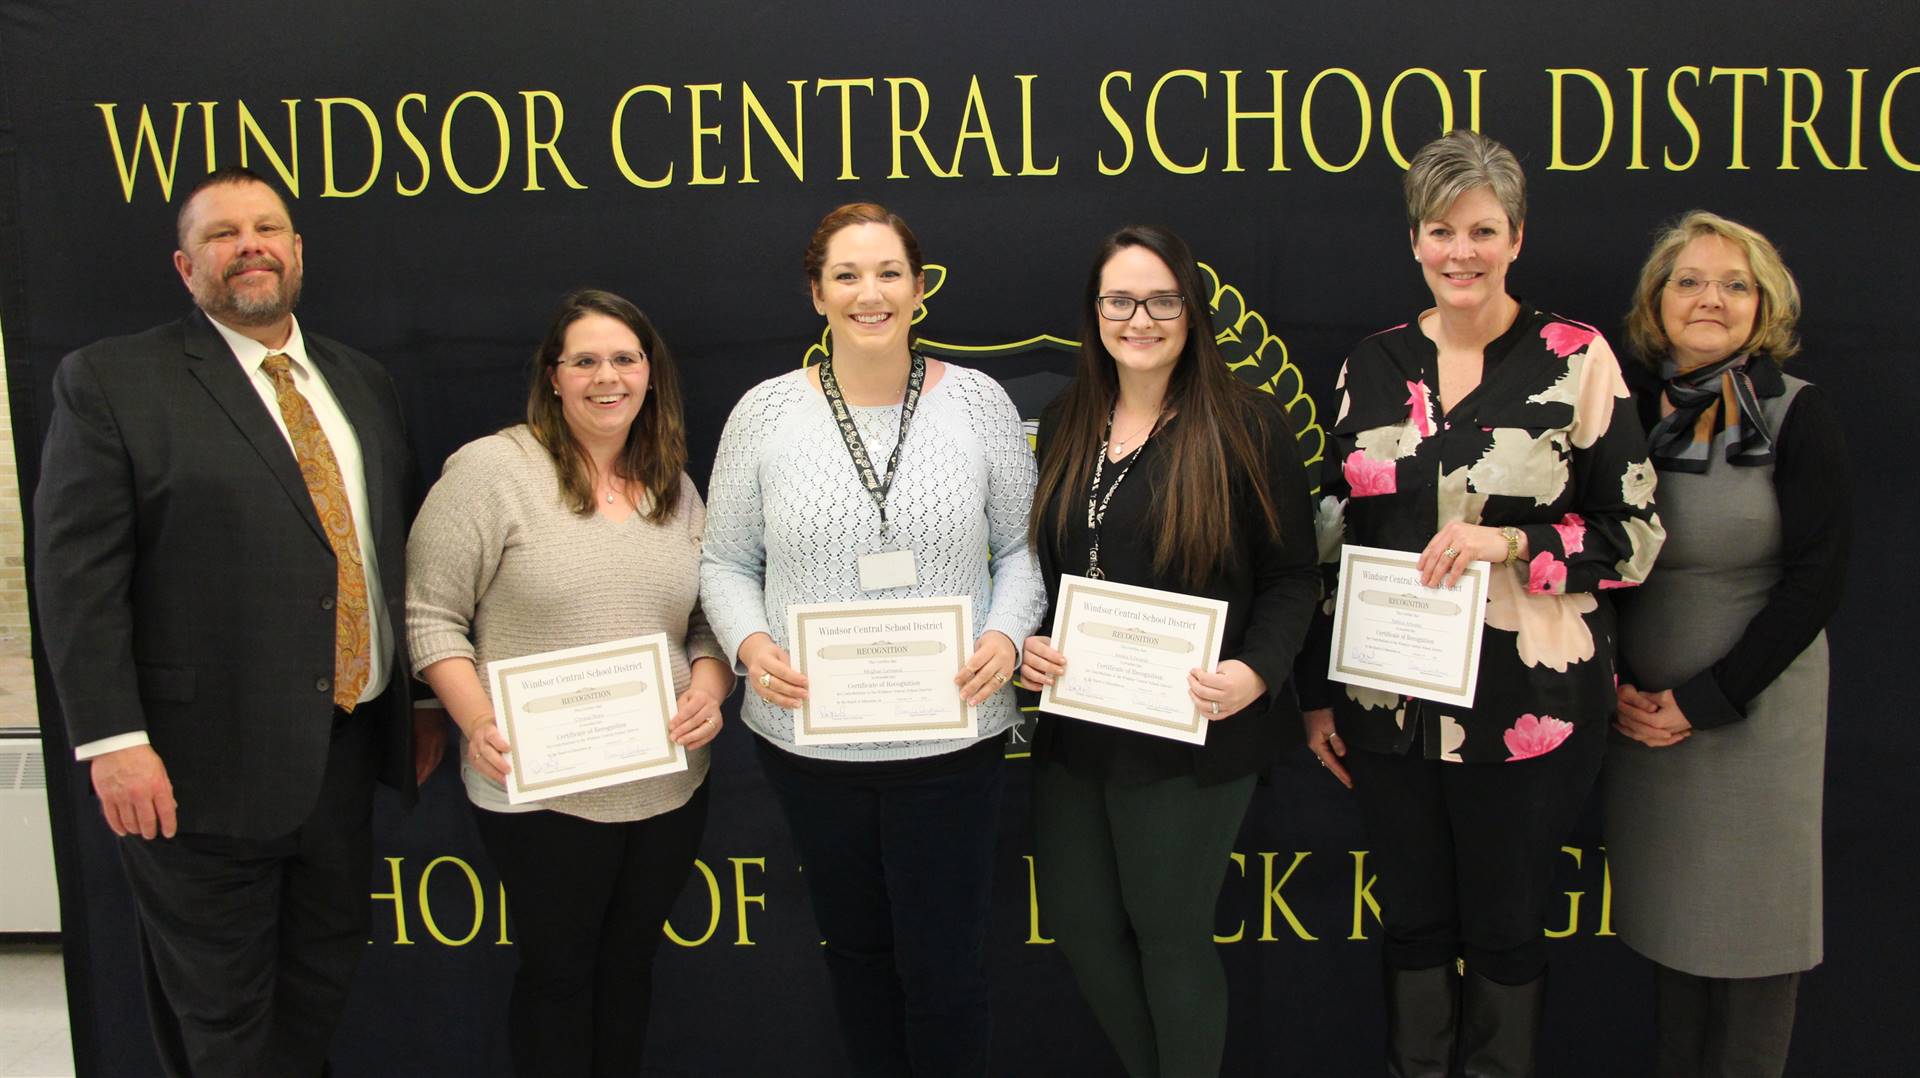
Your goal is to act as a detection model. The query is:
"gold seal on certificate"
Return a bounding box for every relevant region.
[787,596,977,746]
[1327,544,1489,708]
[1038,575,1229,745]
[487,634,687,804]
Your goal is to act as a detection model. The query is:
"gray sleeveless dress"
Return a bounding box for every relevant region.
[1603,375,1825,978]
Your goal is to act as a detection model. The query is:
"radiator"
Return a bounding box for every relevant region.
[0,734,60,932]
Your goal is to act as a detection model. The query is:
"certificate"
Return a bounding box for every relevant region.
[787,596,977,746]
[1327,543,1488,708]
[487,634,686,804]
[1038,575,1228,746]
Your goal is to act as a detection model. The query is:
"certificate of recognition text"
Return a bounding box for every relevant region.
[488,634,687,804]
[1326,544,1488,708]
[1038,575,1228,745]
[787,596,977,746]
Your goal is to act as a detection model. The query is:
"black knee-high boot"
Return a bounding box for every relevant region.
[1457,971,1544,1078]
[1385,964,1459,1078]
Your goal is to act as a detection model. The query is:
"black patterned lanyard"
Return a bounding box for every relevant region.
[1085,406,1159,580]
[818,352,927,534]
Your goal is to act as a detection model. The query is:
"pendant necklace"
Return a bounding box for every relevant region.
[1108,413,1159,455]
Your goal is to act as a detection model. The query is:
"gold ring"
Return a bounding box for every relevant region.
[994,672,1009,686]
[1442,546,1460,560]
[758,672,773,689]
[1211,702,1220,715]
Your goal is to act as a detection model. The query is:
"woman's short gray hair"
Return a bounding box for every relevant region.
[1403,129,1526,233]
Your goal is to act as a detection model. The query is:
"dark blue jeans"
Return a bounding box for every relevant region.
[755,736,1004,1078]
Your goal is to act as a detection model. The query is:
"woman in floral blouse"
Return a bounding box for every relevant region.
[1296,130,1665,1077]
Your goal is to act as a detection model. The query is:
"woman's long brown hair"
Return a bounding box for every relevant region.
[523,288,687,523]
[1031,226,1284,589]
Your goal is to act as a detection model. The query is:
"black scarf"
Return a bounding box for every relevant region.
[1647,353,1779,473]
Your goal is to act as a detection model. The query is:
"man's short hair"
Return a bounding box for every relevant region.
[175,166,294,247]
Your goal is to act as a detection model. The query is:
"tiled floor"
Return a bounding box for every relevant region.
[0,944,73,1078]
[1,641,74,1078]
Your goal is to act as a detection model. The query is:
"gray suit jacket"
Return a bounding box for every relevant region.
[34,308,416,838]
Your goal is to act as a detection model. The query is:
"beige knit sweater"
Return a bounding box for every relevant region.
[407,426,725,822]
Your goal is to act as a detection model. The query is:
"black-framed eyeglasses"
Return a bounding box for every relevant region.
[1665,275,1755,299]
[1096,294,1186,321]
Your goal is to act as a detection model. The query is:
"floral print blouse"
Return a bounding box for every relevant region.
[1295,305,1666,763]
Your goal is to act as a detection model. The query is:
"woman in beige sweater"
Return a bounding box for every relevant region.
[407,289,733,1077]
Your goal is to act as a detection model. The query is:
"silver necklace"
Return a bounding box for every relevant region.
[1109,413,1159,454]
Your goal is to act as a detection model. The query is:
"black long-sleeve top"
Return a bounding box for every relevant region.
[1030,389,1321,785]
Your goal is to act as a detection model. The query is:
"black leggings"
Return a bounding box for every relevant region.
[473,783,710,1078]
[1032,762,1256,1078]
[1345,719,1604,985]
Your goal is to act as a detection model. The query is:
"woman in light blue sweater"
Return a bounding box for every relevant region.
[701,202,1044,1077]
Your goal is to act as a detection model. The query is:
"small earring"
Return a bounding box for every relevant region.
[552,388,560,396]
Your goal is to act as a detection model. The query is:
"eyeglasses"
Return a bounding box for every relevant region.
[1665,275,1755,299]
[1096,294,1186,321]
[557,353,647,373]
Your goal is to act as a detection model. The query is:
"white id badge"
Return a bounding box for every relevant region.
[858,549,918,592]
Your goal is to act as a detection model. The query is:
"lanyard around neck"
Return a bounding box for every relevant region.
[1085,405,1161,579]
[818,353,927,532]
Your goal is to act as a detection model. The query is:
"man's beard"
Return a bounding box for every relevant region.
[197,257,302,326]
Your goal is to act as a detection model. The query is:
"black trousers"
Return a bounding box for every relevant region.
[472,782,710,1078]
[1652,964,1801,1078]
[1344,719,1605,985]
[116,709,380,1078]
[755,737,1004,1078]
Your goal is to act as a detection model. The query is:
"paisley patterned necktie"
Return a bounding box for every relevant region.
[261,353,372,711]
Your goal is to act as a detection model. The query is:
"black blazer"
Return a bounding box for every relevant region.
[34,309,415,838]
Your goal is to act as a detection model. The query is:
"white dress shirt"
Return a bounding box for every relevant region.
[74,314,392,760]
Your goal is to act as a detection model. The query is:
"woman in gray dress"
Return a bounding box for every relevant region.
[1605,211,1850,1078]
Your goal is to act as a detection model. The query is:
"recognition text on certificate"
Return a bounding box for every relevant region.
[1327,544,1487,709]
[1040,575,1227,745]
[489,633,686,804]
[788,596,977,746]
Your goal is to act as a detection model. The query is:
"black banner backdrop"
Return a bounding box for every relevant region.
[3,2,1916,1074]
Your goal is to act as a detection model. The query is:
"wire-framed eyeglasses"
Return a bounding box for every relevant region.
[556,352,648,373]
[1665,275,1755,299]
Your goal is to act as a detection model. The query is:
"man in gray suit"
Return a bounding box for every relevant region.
[34,166,417,1077]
